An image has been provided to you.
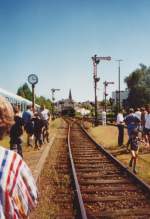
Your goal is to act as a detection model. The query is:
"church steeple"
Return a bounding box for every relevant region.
[69,89,72,102]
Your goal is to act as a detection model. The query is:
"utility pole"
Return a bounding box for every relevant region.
[92,55,111,126]
[51,88,60,119]
[103,81,114,112]
[92,55,100,126]
[116,59,123,112]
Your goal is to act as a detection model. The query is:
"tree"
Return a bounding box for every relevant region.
[124,64,150,108]
[17,83,52,111]
[36,96,52,111]
[17,83,32,101]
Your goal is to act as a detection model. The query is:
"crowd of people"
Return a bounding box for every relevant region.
[1,92,149,216]
[10,104,51,157]
[116,106,150,173]
[0,95,38,218]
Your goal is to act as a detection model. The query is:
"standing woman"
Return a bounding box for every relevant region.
[116,109,124,147]
[0,96,38,219]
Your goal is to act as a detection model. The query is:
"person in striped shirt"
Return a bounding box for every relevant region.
[0,95,38,219]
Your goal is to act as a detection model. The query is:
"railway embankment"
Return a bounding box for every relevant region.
[86,122,150,184]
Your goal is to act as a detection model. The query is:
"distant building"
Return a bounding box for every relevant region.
[112,90,129,106]
[74,106,90,116]
[56,89,74,114]
[74,100,93,116]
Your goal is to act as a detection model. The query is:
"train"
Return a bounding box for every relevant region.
[0,87,40,111]
[61,106,75,117]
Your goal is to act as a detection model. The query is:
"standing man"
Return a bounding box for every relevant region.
[22,105,33,125]
[116,109,124,147]
[101,110,107,125]
[135,108,142,120]
[124,108,140,149]
[144,105,150,147]
[40,105,50,143]
[141,107,147,142]
[10,106,24,157]
[9,114,23,157]
[22,105,34,146]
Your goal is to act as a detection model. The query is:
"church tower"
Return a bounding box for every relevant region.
[69,89,72,102]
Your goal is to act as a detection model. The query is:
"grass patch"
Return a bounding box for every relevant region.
[88,124,150,184]
[50,118,61,129]
[89,125,128,150]
[82,121,93,130]
[0,136,10,148]
[118,153,150,184]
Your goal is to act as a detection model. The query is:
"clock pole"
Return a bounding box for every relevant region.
[28,74,38,113]
[32,84,35,112]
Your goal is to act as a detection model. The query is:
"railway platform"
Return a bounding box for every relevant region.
[24,134,56,182]
[23,118,60,182]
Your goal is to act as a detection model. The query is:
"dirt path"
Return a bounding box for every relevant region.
[30,119,76,219]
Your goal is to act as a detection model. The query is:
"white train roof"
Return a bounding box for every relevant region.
[0,87,32,104]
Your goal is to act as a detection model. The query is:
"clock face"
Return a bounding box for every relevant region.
[28,74,38,85]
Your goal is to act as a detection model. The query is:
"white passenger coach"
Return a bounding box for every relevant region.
[0,87,39,111]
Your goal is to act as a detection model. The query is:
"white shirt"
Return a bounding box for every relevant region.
[116,113,124,125]
[135,111,141,121]
[40,109,49,120]
[101,111,106,119]
[145,113,150,129]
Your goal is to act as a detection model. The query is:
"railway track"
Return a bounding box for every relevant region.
[52,123,76,218]
[67,120,150,218]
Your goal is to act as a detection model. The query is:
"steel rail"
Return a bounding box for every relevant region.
[79,122,150,196]
[67,123,88,219]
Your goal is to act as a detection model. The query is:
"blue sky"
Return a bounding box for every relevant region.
[0,0,150,101]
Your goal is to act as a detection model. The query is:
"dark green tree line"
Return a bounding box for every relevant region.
[36,96,52,110]
[124,64,150,108]
[17,83,32,100]
[17,83,52,110]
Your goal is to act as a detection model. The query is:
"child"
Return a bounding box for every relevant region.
[10,115,23,157]
[128,129,140,174]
